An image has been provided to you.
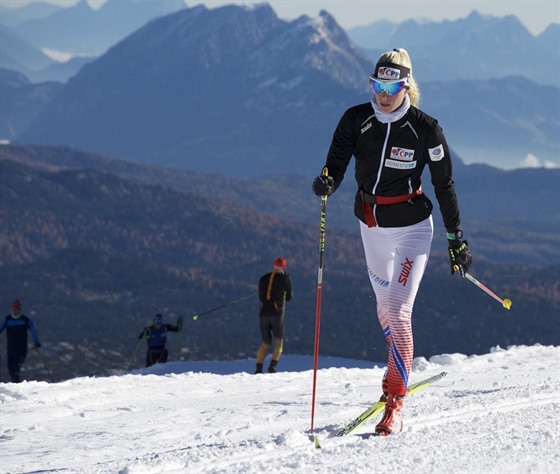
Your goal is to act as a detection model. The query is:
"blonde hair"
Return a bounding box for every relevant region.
[376,48,420,107]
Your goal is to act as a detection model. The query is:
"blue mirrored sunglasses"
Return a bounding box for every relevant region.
[370,78,408,95]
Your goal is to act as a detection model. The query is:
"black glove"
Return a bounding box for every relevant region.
[34,343,41,349]
[312,175,334,197]
[448,235,472,277]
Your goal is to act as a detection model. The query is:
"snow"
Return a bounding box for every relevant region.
[1,345,559,474]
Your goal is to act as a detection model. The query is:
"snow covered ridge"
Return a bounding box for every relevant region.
[1,345,558,474]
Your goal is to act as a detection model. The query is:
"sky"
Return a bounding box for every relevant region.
[1,0,559,36]
[1,345,558,473]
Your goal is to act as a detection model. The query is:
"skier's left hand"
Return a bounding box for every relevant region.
[448,236,472,277]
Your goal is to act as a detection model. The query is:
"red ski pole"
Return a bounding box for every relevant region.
[310,167,329,438]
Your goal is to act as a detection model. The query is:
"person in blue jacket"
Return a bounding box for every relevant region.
[0,299,41,383]
[138,313,182,367]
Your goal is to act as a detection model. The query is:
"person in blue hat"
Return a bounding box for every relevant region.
[0,299,41,382]
[138,313,182,367]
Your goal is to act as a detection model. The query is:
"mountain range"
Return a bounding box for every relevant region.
[0,68,62,140]
[348,11,560,87]
[3,2,559,88]
[2,3,557,173]
[0,0,186,83]
[0,25,94,83]
[2,0,186,57]
[1,144,558,382]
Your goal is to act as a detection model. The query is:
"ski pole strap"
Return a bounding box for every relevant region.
[321,166,329,204]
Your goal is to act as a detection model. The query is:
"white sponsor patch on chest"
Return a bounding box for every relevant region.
[428,144,445,161]
[390,147,415,161]
[385,159,417,170]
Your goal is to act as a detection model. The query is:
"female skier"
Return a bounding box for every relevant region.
[312,48,472,436]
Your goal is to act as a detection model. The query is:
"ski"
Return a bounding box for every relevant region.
[334,371,448,437]
[334,401,385,437]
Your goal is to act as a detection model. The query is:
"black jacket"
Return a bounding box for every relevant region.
[325,102,461,233]
[259,271,292,317]
[0,314,40,353]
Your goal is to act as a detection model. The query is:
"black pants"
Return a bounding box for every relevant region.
[146,348,168,367]
[7,349,27,383]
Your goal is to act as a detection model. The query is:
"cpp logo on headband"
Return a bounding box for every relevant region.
[377,67,402,80]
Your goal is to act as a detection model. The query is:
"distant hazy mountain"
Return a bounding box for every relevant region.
[17,4,372,175]
[0,25,54,76]
[15,4,559,173]
[0,69,63,141]
[11,0,187,57]
[537,23,560,55]
[419,76,560,170]
[348,11,559,88]
[35,55,95,83]
[0,1,63,26]
[0,23,95,83]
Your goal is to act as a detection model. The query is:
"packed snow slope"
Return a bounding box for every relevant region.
[1,345,559,474]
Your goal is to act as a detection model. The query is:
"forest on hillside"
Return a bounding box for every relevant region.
[0,146,558,382]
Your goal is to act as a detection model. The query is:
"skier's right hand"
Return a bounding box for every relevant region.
[312,175,334,197]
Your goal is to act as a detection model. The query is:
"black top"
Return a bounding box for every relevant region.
[258,271,292,317]
[0,314,40,352]
[325,102,461,233]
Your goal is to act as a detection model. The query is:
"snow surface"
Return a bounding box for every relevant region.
[1,345,559,474]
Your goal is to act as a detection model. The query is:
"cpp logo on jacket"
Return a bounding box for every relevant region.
[428,144,445,161]
[390,147,415,161]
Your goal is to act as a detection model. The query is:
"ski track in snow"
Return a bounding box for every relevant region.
[0,345,558,474]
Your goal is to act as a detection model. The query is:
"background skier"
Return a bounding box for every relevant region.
[0,299,41,383]
[138,313,182,367]
[255,257,292,374]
